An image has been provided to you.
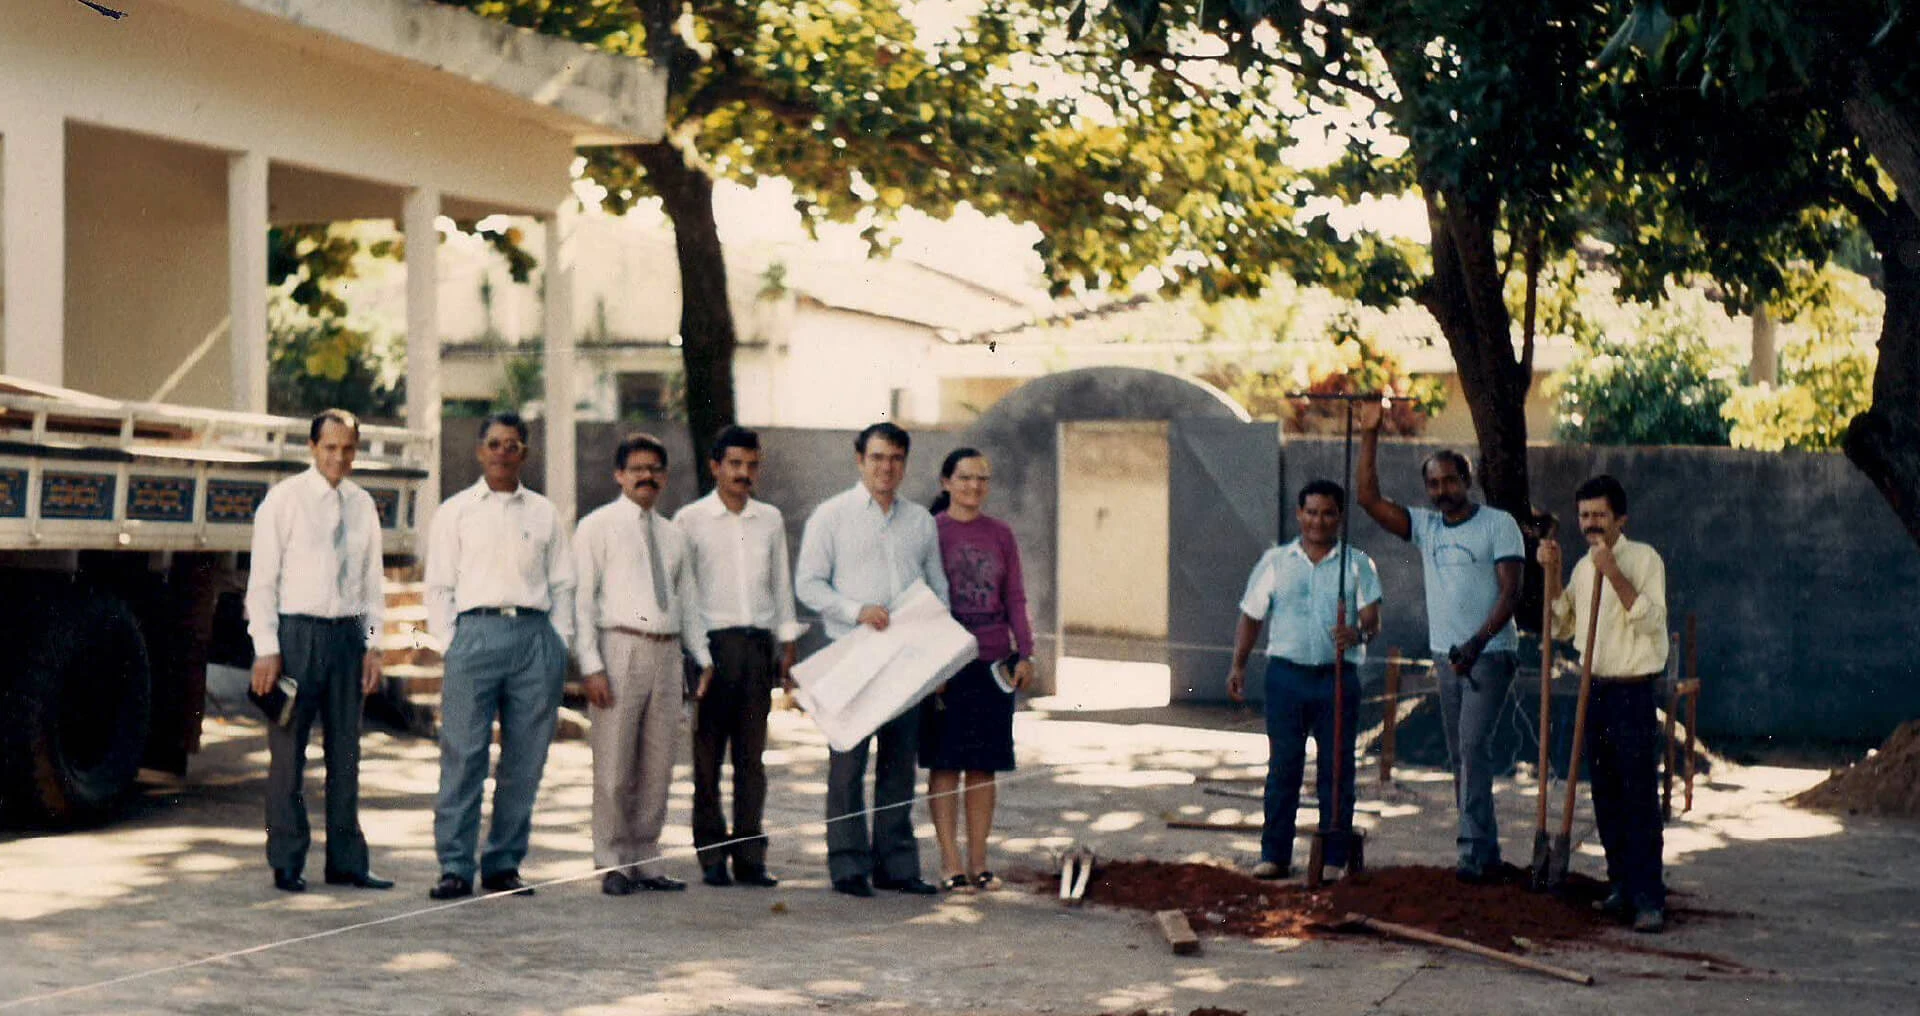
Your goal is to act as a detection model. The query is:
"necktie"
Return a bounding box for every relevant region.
[332,489,351,606]
[644,510,670,611]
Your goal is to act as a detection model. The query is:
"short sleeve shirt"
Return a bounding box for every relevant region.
[1409,504,1525,655]
[1238,540,1383,666]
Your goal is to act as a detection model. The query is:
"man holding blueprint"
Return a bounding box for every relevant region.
[795,422,952,898]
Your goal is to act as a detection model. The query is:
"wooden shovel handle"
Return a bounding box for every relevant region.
[1557,567,1606,840]
[1536,574,1556,830]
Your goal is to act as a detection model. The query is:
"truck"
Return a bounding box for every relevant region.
[0,376,429,826]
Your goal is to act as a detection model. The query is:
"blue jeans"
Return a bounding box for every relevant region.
[1437,650,1516,868]
[1261,657,1360,868]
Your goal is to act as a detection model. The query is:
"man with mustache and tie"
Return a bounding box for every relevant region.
[1354,400,1525,884]
[248,408,394,893]
[574,433,710,895]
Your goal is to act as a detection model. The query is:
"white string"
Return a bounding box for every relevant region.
[0,761,1070,1012]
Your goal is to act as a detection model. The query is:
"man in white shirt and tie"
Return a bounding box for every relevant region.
[247,409,392,893]
[795,422,949,897]
[675,425,803,889]
[425,412,576,900]
[575,433,710,895]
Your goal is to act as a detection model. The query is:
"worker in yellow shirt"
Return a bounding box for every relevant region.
[1537,474,1669,933]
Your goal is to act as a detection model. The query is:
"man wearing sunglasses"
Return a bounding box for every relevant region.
[424,412,577,900]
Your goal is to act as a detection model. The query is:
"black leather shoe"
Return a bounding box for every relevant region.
[633,874,687,892]
[324,869,395,890]
[427,873,472,900]
[831,876,874,898]
[602,871,635,896]
[1594,890,1633,920]
[733,866,780,888]
[480,871,534,896]
[873,875,939,896]
[702,862,733,887]
[272,869,306,893]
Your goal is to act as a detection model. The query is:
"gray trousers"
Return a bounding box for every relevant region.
[265,614,370,877]
[825,707,922,882]
[589,631,681,877]
[433,614,569,881]
[1437,650,1517,867]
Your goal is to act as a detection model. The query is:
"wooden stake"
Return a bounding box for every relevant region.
[1662,632,1680,821]
[1684,613,1699,813]
[1342,914,1594,986]
[1380,651,1401,784]
[1155,910,1201,955]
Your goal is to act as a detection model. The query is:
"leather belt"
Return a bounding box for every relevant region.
[460,606,546,619]
[282,613,362,626]
[608,625,678,643]
[1595,672,1662,684]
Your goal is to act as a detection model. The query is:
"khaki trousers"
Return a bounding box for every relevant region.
[589,630,682,876]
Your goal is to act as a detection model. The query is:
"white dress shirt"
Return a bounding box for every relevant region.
[425,479,576,648]
[574,496,711,674]
[246,467,385,657]
[674,491,804,643]
[794,484,949,641]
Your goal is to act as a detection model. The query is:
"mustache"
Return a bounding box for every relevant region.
[731,477,753,486]
[1583,527,1604,535]
[634,480,659,490]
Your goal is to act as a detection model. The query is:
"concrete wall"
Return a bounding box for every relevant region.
[1280,438,1920,742]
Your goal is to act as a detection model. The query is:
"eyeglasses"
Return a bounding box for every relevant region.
[484,439,527,454]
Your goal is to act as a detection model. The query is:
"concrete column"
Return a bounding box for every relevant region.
[2,116,67,385]
[404,186,443,540]
[543,203,578,525]
[227,150,269,412]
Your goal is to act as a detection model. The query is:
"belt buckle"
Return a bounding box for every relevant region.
[500,606,520,618]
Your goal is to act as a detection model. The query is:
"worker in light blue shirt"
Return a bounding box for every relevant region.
[1355,401,1524,883]
[1228,479,1383,880]
[795,422,949,898]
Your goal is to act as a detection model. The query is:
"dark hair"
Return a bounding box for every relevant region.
[1297,479,1346,513]
[309,408,359,444]
[1421,448,1474,486]
[615,432,669,471]
[1574,473,1628,516]
[928,446,985,516]
[478,411,530,444]
[710,424,760,462]
[854,422,911,456]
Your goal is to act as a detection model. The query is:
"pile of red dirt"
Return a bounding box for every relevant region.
[1791,719,1920,817]
[1099,1010,1246,1016]
[1038,859,1615,952]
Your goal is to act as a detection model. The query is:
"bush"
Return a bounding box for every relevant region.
[1723,268,1878,452]
[1552,303,1734,446]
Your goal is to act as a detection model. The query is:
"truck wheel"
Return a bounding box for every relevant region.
[2,591,152,825]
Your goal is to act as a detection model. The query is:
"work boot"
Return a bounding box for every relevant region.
[1594,890,1632,921]
[1632,907,1667,934]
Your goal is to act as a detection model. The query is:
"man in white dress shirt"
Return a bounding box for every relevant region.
[675,426,803,888]
[575,433,710,895]
[795,422,949,898]
[247,409,393,893]
[425,412,576,900]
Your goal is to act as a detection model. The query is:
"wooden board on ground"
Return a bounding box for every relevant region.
[1154,909,1200,955]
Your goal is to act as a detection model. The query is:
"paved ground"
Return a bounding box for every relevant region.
[3,697,1919,1016]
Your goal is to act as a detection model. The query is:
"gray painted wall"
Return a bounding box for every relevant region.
[1278,438,1920,742]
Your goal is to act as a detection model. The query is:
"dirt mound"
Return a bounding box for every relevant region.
[1791,719,1920,817]
[1039,859,1614,952]
[1099,1010,1246,1016]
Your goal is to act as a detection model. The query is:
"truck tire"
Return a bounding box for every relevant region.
[2,590,152,825]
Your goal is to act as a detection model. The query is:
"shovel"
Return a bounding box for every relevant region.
[1545,566,1606,891]
[1528,520,1559,891]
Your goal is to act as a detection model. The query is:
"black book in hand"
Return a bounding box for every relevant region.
[248,677,299,729]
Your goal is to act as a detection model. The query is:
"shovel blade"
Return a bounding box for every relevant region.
[1544,832,1571,890]
[1528,830,1553,891]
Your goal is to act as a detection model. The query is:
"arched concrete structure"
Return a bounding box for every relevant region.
[953,367,1269,695]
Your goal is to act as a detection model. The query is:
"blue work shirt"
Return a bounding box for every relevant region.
[1409,504,1525,656]
[795,484,950,640]
[1238,539,1383,666]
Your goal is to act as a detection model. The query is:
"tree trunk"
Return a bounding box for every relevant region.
[633,141,737,494]
[1844,67,1920,225]
[1843,205,1920,548]
[1417,189,1534,519]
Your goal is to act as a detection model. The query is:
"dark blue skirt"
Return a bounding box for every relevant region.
[918,659,1016,772]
